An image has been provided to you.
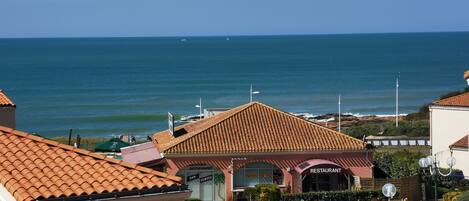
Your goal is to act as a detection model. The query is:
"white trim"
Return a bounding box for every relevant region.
[452,147,469,152]
[430,105,469,112]
[0,184,15,201]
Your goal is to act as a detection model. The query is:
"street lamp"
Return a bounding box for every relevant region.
[250,84,260,102]
[195,97,202,120]
[382,183,397,201]
[419,152,456,200]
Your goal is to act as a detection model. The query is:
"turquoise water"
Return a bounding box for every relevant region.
[1,32,469,138]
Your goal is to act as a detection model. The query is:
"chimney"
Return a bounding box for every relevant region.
[465,70,469,85]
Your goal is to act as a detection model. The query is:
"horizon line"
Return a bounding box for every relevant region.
[1,30,469,40]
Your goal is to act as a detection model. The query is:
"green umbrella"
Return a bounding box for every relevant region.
[94,138,130,153]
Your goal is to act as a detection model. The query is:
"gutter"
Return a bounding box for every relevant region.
[40,185,189,201]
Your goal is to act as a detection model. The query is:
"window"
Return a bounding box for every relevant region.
[177,164,225,201]
[233,162,283,188]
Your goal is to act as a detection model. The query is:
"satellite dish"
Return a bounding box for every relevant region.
[382,183,397,198]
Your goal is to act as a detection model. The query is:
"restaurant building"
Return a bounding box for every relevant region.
[126,102,373,201]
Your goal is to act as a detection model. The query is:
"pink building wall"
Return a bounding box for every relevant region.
[164,151,372,201]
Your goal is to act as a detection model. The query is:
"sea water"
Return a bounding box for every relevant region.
[1,32,469,137]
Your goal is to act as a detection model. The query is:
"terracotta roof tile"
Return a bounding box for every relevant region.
[154,102,366,154]
[0,126,182,201]
[433,91,469,107]
[0,90,15,107]
[450,135,468,149]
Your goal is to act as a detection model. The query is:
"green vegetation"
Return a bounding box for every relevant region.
[185,199,202,201]
[344,87,469,138]
[444,191,463,201]
[457,191,469,201]
[281,190,386,201]
[373,149,426,178]
[244,184,281,201]
[344,120,429,137]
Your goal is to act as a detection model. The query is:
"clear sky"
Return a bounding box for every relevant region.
[1,0,469,38]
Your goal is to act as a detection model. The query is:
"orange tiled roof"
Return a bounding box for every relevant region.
[154,102,366,154]
[0,126,182,201]
[433,91,469,107]
[450,135,468,149]
[0,90,15,107]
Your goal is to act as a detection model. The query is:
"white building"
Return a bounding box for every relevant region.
[430,71,469,177]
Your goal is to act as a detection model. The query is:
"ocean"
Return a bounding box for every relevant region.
[1,32,469,138]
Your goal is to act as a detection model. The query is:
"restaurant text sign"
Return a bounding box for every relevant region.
[310,167,342,174]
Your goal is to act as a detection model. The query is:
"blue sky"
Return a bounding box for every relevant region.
[1,0,469,38]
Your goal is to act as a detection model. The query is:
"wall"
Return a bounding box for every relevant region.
[430,106,469,175]
[0,107,15,129]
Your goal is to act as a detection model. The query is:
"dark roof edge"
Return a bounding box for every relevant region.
[40,185,189,201]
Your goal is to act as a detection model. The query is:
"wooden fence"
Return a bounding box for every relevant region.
[361,175,422,201]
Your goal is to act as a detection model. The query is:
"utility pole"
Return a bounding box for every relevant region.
[396,73,400,128]
[338,94,341,132]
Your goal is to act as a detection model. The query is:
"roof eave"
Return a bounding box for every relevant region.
[163,148,369,157]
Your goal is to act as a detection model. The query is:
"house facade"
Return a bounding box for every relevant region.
[141,102,373,201]
[429,71,469,177]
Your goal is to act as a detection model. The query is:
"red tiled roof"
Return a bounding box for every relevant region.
[154,102,366,154]
[0,126,181,201]
[450,135,468,149]
[433,91,469,107]
[0,90,15,107]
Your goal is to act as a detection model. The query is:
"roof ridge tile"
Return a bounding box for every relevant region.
[160,102,255,151]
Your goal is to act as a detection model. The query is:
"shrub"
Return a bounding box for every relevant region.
[457,191,469,201]
[444,191,463,201]
[241,184,281,201]
[343,120,429,138]
[373,150,425,178]
[256,184,281,201]
[244,187,258,201]
[185,199,202,201]
[281,190,387,201]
